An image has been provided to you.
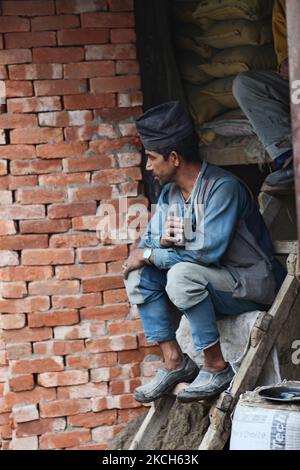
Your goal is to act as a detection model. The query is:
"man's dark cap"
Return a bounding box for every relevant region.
[136,101,194,150]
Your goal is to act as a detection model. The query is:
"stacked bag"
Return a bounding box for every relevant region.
[172,0,276,150]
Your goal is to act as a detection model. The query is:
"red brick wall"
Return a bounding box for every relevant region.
[0,0,161,450]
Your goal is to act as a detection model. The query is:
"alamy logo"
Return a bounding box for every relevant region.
[270,412,288,450]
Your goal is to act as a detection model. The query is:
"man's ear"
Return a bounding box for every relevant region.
[169,151,180,167]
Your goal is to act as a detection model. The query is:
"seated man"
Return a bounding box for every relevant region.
[123,101,285,403]
[233,0,293,194]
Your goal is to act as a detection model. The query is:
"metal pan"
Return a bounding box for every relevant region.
[258,386,300,402]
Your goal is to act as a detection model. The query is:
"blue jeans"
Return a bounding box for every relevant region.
[125,263,267,351]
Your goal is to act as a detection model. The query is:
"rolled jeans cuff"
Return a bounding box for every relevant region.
[145,329,177,344]
[266,141,292,161]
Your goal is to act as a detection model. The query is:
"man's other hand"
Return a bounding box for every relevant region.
[160,216,184,247]
[122,248,146,279]
[279,58,289,81]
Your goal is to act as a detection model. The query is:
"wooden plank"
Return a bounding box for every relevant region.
[129,395,176,450]
[273,240,298,255]
[199,274,300,450]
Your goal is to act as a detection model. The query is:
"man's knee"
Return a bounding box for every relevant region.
[232,71,259,103]
[166,263,207,309]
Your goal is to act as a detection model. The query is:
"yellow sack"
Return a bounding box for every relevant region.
[200,44,277,78]
[193,0,274,22]
[198,19,273,49]
[174,24,213,59]
[184,83,226,125]
[201,76,238,108]
[177,51,211,85]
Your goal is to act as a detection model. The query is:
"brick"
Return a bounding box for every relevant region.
[71,215,102,231]
[39,173,90,187]
[5,81,33,98]
[119,122,138,137]
[56,0,107,14]
[66,352,116,370]
[0,16,30,33]
[29,279,79,296]
[0,144,36,160]
[86,44,136,60]
[34,79,87,96]
[28,309,79,328]
[38,370,88,388]
[117,151,141,167]
[6,343,32,360]
[0,266,53,282]
[0,114,37,128]
[0,221,17,236]
[119,407,145,424]
[11,356,64,374]
[0,49,32,65]
[0,191,12,205]
[10,127,63,144]
[78,246,127,263]
[1,281,27,298]
[38,110,93,127]
[8,375,34,392]
[31,15,80,31]
[91,425,115,442]
[68,184,112,203]
[40,429,90,450]
[68,410,116,428]
[80,304,129,321]
[0,159,7,175]
[64,93,115,110]
[119,179,139,196]
[50,233,99,248]
[116,59,139,74]
[83,275,124,293]
[110,378,141,395]
[4,175,38,190]
[92,167,141,184]
[0,297,50,315]
[40,399,91,418]
[111,28,136,43]
[58,28,109,46]
[107,260,123,273]
[94,106,142,122]
[81,12,134,28]
[21,249,74,266]
[55,263,106,280]
[92,394,141,411]
[48,202,96,219]
[63,155,114,173]
[16,187,66,204]
[54,322,105,340]
[103,288,128,304]
[86,335,137,353]
[11,159,62,175]
[33,47,84,63]
[64,61,114,79]
[118,91,143,107]
[16,418,66,438]
[0,313,26,329]
[9,63,63,80]
[33,340,84,356]
[0,65,8,79]
[57,382,108,399]
[10,436,38,450]
[36,142,87,158]
[20,219,71,234]
[89,136,140,154]
[52,293,101,309]
[4,387,55,408]
[2,1,55,16]
[0,235,48,250]
[0,204,45,220]
[64,123,116,141]
[7,96,62,113]
[108,0,133,11]
[5,31,56,48]
[108,319,142,335]
[118,346,161,364]
[12,404,39,423]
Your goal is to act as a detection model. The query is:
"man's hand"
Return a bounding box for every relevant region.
[122,248,146,279]
[279,58,289,81]
[160,216,184,247]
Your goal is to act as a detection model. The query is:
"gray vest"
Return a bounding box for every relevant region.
[168,163,276,305]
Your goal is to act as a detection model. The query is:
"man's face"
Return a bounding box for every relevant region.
[145,150,177,185]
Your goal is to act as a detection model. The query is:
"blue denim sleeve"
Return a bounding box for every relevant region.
[151,179,249,270]
[138,184,171,249]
